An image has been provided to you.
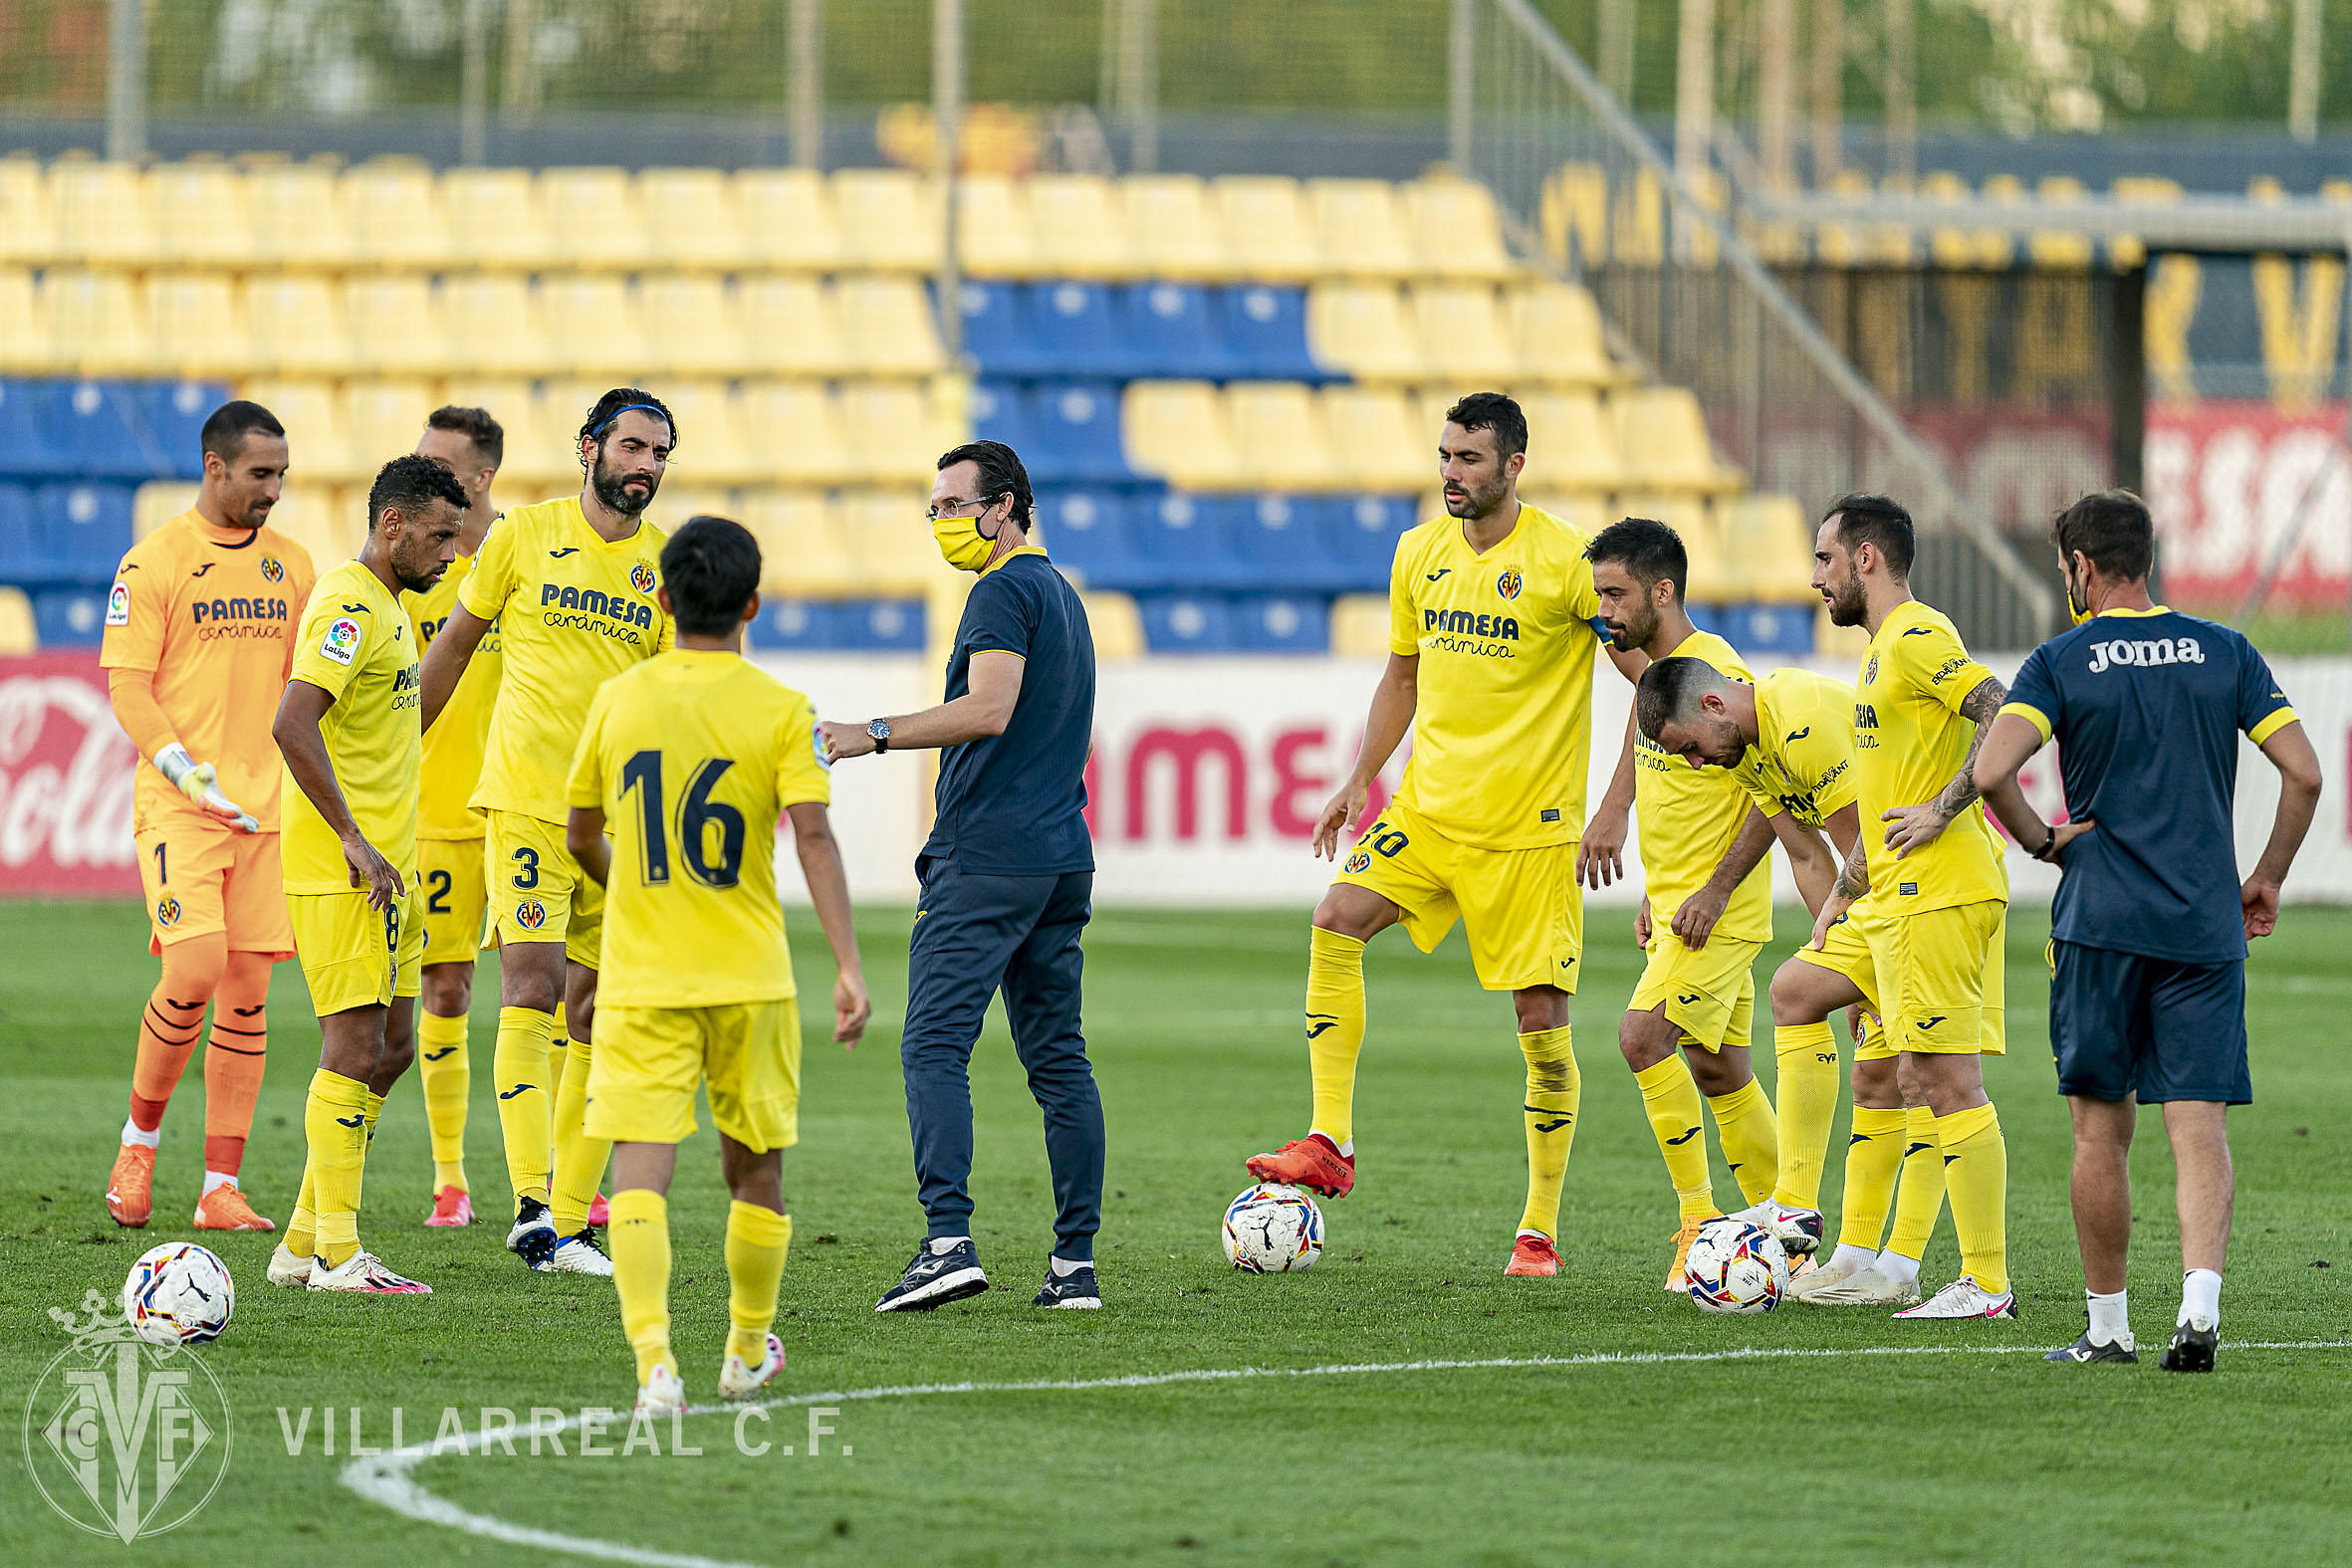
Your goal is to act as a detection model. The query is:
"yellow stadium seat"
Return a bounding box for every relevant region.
[441,167,552,269]
[1817,603,1869,662]
[540,167,648,269]
[739,276,854,377]
[245,276,357,376]
[1512,280,1617,385]
[1519,389,1624,492]
[1118,174,1234,281]
[344,380,446,480]
[242,379,359,482]
[1122,380,1246,490]
[733,168,848,271]
[832,168,942,272]
[134,483,199,543]
[339,160,451,269]
[837,488,943,594]
[345,275,455,376]
[1614,386,1741,492]
[737,381,854,486]
[1718,494,1817,604]
[956,174,1039,279]
[441,276,552,376]
[1028,174,1134,279]
[0,269,56,372]
[0,586,36,655]
[1677,504,1740,603]
[536,275,648,376]
[1320,384,1430,492]
[1228,381,1344,491]
[48,159,153,266]
[41,271,150,375]
[742,490,862,595]
[1211,176,1323,282]
[146,162,254,269]
[1304,282,1423,381]
[2030,176,2094,269]
[638,275,748,377]
[1412,283,1522,383]
[1305,178,1419,278]
[1078,591,1145,660]
[651,381,758,486]
[147,275,255,378]
[0,158,56,266]
[836,381,941,487]
[1402,177,1516,279]
[247,160,351,268]
[1525,494,1611,538]
[268,485,363,566]
[834,277,947,376]
[1328,593,1393,658]
[645,485,737,540]
[641,167,750,270]
[454,378,569,487]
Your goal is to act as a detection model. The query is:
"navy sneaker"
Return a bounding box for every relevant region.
[875,1238,989,1313]
[507,1196,560,1271]
[2159,1321,2219,1373]
[1033,1264,1101,1309]
[2045,1329,2138,1364]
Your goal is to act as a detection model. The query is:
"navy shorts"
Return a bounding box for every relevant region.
[2048,940,2250,1104]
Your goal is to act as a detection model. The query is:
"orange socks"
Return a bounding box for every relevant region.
[201,951,272,1177]
[128,934,226,1135]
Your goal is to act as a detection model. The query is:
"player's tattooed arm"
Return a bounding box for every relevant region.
[1880,675,2005,858]
[1808,833,1870,951]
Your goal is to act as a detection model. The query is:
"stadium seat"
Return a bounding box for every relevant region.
[648,382,757,485]
[834,597,927,651]
[738,381,854,486]
[1711,600,1814,657]
[1402,177,1516,279]
[1512,280,1617,385]
[1029,282,1139,379]
[1117,283,1237,379]
[639,167,750,270]
[339,160,452,270]
[838,381,946,487]
[834,277,947,376]
[646,486,737,541]
[957,281,1053,378]
[1118,174,1235,281]
[265,484,361,566]
[1227,381,1345,491]
[243,379,359,482]
[833,168,943,272]
[967,378,1036,453]
[637,274,747,377]
[0,159,56,267]
[345,276,455,376]
[0,584,35,653]
[1305,178,1420,278]
[540,166,649,269]
[148,162,254,268]
[42,271,150,375]
[247,160,353,269]
[442,167,553,269]
[29,380,144,480]
[1518,389,1623,493]
[440,276,553,375]
[2029,176,2095,269]
[756,597,849,649]
[836,488,943,594]
[733,168,849,271]
[48,159,153,267]
[1305,283,1425,381]
[1029,174,1135,279]
[344,380,447,483]
[1218,286,1325,381]
[1614,495,1718,594]
[0,270,54,372]
[0,484,36,571]
[1320,384,1430,493]
[34,585,113,647]
[1529,493,1611,538]
[742,490,860,596]
[1033,488,1146,588]
[1329,592,1393,657]
[134,382,224,478]
[957,174,1040,279]
[537,275,649,375]
[133,481,197,542]
[1079,589,1145,659]
[1122,380,1247,490]
[1413,284,1522,383]
[35,482,136,580]
[1718,494,1817,604]
[739,277,854,378]
[1319,494,1416,591]
[1212,176,1325,282]
[1134,493,1248,587]
[1233,593,1331,653]
[1234,494,1338,589]
[1023,380,1134,485]
[148,275,255,378]
[1136,592,1240,653]
[245,276,357,375]
[463,376,575,486]
[1614,386,1741,493]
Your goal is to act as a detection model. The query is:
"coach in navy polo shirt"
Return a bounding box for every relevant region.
[820,440,1103,1315]
[1976,489,2322,1372]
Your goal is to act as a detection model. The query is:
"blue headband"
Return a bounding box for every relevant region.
[591,403,671,439]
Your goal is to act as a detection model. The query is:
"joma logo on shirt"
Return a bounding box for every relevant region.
[540,582,655,629]
[190,596,288,624]
[1422,608,1522,640]
[2088,636,2206,673]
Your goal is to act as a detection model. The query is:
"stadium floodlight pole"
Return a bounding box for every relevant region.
[459,0,488,166]
[1882,0,1915,185]
[105,0,146,163]
[790,0,823,169]
[1124,0,1159,175]
[935,0,965,364]
[1449,0,1476,172]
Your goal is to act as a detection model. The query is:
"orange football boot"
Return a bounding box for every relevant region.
[425,1186,474,1228]
[106,1143,155,1228]
[1245,1134,1355,1198]
[588,1191,609,1227]
[1664,1217,1717,1292]
[194,1183,276,1231]
[1505,1233,1560,1276]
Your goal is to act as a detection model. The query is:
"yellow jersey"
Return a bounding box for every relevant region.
[405,535,502,842]
[281,560,421,893]
[1634,631,1771,943]
[1385,504,1608,850]
[566,649,833,1008]
[1732,668,1858,830]
[1852,598,2007,913]
[459,496,672,824]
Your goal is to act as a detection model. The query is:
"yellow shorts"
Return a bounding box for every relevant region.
[417,837,487,968]
[1629,933,1761,1051]
[1333,800,1583,993]
[484,809,602,969]
[586,999,803,1151]
[135,821,292,959]
[288,886,423,1016]
[1792,903,1894,1060]
[1871,898,2006,1056]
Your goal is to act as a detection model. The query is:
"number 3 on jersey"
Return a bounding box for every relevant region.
[618,751,747,888]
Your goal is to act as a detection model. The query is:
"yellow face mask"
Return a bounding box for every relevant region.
[2064,560,2093,626]
[931,506,1000,572]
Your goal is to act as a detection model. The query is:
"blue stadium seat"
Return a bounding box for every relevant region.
[969,379,1036,451]
[1217,286,1327,381]
[1136,592,1240,653]
[1,382,59,477]
[836,598,926,650]
[1028,282,1136,379]
[1712,601,1814,658]
[1035,486,1148,589]
[756,598,846,651]
[1235,493,1340,590]
[34,585,112,646]
[1117,284,1238,380]
[36,483,135,581]
[958,282,1055,378]
[1022,381,1135,484]
[43,380,166,480]
[1317,493,1417,592]
[0,484,36,575]
[136,381,230,478]
[1133,491,1249,588]
[1233,593,1332,653]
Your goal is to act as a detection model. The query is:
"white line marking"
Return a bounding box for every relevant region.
[343,1339,2352,1567]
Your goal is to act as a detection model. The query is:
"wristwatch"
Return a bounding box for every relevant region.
[866,718,892,754]
[2033,824,2059,862]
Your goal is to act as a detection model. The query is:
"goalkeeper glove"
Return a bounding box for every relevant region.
[153,742,260,833]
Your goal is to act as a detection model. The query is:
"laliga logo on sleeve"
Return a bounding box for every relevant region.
[105,582,130,627]
[630,562,656,595]
[320,617,362,667]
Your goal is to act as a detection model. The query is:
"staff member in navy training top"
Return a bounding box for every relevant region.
[1975,489,2322,1373]
[820,439,1103,1314]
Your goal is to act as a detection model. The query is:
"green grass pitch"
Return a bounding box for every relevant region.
[3,896,2350,1565]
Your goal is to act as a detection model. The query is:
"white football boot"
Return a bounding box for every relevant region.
[267,1242,315,1288]
[717,1333,786,1401]
[635,1363,686,1421]
[1790,1261,1920,1307]
[309,1250,432,1293]
[1893,1274,2017,1320]
[545,1230,615,1276]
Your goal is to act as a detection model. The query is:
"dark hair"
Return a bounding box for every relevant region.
[1634,655,1731,743]
[1585,516,1689,602]
[427,404,505,468]
[1443,391,1529,458]
[660,515,762,636]
[199,400,286,463]
[2053,489,2154,584]
[1822,492,1915,579]
[579,387,677,451]
[367,453,469,532]
[936,439,1035,533]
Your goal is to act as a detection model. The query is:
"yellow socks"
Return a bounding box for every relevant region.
[493,1006,556,1203]
[1304,928,1367,1148]
[416,1009,470,1193]
[1770,1022,1839,1210]
[1515,1025,1578,1237]
[1705,1076,1778,1207]
[302,1068,369,1268]
[1887,1104,1949,1261]
[1936,1101,2009,1294]
[725,1201,794,1367]
[284,1156,319,1259]
[1635,1054,1717,1222]
[1836,1106,1906,1252]
[550,1023,611,1234]
[608,1189,673,1385]
[546,1016,570,1118]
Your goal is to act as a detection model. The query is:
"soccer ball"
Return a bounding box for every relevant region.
[1682,1219,1788,1314]
[1222,1183,1323,1273]
[122,1241,236,1346]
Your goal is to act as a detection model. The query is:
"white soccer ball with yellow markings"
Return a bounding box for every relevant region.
[1222,1183,1323,1273]
[1683,1218,1789,1314]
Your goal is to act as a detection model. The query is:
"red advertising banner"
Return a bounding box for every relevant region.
[2145,401,2352,609]
[0,653,141,896]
